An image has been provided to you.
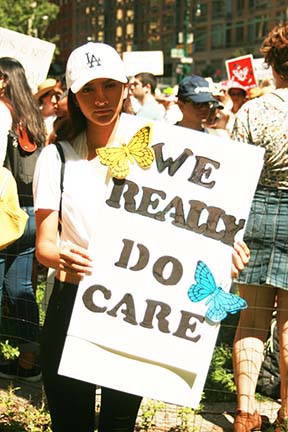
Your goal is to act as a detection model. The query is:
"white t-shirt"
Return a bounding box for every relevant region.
[44,115,57,136]
[33,132,110,249]
[0,101,12,166]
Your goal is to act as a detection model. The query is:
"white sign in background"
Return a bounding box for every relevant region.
[122,50,164,76]
[59,114,264,408]
[253,57,273,82]
[0,27,55,92]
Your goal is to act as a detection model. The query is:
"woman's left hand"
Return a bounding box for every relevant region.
[231,240,250,278]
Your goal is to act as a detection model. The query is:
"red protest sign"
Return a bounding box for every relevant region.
[225,54,257,90]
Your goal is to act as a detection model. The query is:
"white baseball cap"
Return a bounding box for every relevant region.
[66,42,128,93]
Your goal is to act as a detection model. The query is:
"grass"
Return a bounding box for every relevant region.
[0,386,51,432]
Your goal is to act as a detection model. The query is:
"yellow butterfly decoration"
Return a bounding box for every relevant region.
[96,124,155,179]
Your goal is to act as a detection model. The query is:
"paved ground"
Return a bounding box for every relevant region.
[0,377,281,431]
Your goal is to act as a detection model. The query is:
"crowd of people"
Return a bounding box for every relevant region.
[0,20,287,432]
[122,68,276,142]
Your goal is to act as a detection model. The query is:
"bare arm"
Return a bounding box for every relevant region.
[35,209,93,282]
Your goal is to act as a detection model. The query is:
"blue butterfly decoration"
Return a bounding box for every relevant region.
[187,260,247,323]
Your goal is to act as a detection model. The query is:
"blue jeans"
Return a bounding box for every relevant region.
[0,206,39,353]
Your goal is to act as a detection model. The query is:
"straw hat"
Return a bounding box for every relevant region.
[34,78,62,100]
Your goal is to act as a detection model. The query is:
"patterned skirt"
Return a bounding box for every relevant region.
[236,186,288,289]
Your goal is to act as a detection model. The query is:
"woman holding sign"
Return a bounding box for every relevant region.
[33,42,144,432]
[232,22,288,432]
[33,41,251,432]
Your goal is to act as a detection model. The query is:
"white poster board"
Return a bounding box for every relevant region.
[123,50,164,76]
[59,114,264,408]
[253,58,273,82]
[0,27,55,92]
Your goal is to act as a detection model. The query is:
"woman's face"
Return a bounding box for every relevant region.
[75,78,127,126]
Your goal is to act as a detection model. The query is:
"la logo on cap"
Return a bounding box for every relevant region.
[85,52,102,69]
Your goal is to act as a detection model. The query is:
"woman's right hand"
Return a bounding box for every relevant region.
[59,240,93,278]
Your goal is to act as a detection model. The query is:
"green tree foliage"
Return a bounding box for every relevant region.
[0,0,59,41]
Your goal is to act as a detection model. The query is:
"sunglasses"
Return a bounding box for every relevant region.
[185,100,213,109]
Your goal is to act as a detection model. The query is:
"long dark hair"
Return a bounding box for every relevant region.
[55,89,86,142]
[0,57,46,146]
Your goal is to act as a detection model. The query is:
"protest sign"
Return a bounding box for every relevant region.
[59,114,264,408]
[226,54,257,90]
[122,50,164,76]
[253,57,273,82]
[0,26,55,92]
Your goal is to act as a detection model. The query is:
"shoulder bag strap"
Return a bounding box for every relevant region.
[53,142,65,228]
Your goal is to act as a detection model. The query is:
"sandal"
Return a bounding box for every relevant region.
[234,410,262,432]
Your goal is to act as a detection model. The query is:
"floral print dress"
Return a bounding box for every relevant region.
[231,88,288,190]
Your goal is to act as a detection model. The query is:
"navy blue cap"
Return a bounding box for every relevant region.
[177,75,219,104]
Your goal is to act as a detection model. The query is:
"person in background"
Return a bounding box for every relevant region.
[0,57,46,381]
[34,78,63,142]
[225,81,248,136]
[232,21,288,432]
[130,72,165,121]
[123,77,140,115]
[156,87,183,125]
[210,81,231,131]
[176,75,228,136]
[212,80,231,109]
[47,89,69,144]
